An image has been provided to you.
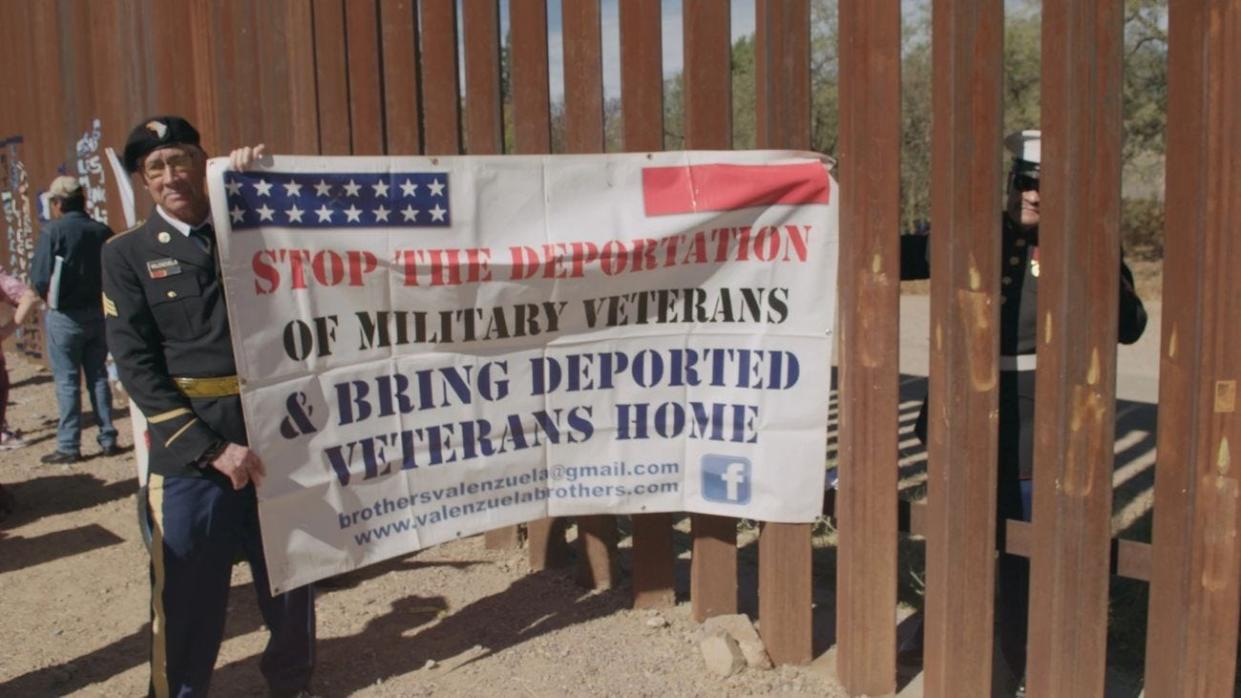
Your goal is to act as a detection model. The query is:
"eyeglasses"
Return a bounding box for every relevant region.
[1012,174,1039,192]
[142,151,196,180]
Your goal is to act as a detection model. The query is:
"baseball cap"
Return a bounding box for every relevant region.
[48,175,82,199]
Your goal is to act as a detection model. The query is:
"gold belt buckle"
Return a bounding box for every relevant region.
[173,375,240,398]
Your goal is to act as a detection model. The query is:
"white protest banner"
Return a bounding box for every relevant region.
[206,151,838,594]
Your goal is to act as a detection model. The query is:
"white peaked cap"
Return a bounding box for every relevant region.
[1004,129,1041,165]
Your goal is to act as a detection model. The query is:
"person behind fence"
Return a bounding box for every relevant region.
[0,266,41,520]
[0,265,40,450]
[899,129,1148,684]
[30,175,120,464]
[102,116,315,697]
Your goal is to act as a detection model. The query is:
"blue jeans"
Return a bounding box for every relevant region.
[1019,478,1033,521]
[45,308,117,455]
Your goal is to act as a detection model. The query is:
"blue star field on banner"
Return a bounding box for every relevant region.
[224,171,451,230]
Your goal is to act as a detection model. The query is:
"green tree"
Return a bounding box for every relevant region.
[663,73,684,150]
[901,0,933,231]
[1004,2,1041,135]
[731,34,756,149]
[809,0,840,157]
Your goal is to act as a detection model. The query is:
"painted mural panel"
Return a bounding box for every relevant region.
[0,136,44,359]
[74,119,109,224]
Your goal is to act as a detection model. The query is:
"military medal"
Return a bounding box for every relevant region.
[147,258,182,279]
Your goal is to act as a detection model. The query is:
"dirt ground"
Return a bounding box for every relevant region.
[0,267,1167,696]
[0,355,852,697]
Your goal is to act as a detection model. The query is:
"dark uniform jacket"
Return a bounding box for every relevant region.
[30,210,113,310]
[900,214,1148,485]
[101,210,245,480]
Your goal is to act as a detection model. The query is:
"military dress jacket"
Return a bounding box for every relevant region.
[101,210,246,480]
[900,215,1148,482]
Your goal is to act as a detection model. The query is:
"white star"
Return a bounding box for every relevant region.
[400,205,418,222]
[344,204,362,223]
[343,179,362,197]
[229,205,245,223]
[373,205,390,222]
[399,179,418,197]
[256,203,275,222]
[429,204,447,222]
[225,179,242,196]
[372,180,390,198]
[427,178,446,197]
[285,205,304,223]
[253,179,273,197]
[282,180,304,197]
[315,205,334,223]
[314,179,333,197]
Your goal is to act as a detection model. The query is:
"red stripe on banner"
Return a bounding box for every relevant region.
[642,162,830,216]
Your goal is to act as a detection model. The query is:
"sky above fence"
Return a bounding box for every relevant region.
[497,0,1026,101]
[491,0,757,101]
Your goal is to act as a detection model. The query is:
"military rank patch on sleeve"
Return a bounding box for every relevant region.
[102,292,118,317]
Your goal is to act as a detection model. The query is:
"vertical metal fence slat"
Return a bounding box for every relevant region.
[753,0,813,666]
[186,1,220,158]
[463,0,502,156]
[312,0,351,155]
[4,4,39,270]
[85,0,134,217]
[253,2,293,152]
[755,0,810,149]
[562,0,620,590]
[61,3,96,146]
[119,0,151,124]
[682,0,737,623]
[345,0,384,155]
[1144,0,1241,695]
[461,0,517,549]
[618,0,663,153]
[922,0,1003,694]
[0,5,31,278]
[836,0,901,693]
[510,0,552,153]
[286,0,322,154]
[0,3,16,141]
[617,0,677,609]
[29,2,64,185]
[379,0,422,155]
[418,0,461,155]
[145,2,200,137]
[563,0,604,153]
[511,0,571,571]
[463,0,518,550]
[1025,2,1125,694]
[213,2,261,149]
[258,2,310,150]
[0,5,12,269]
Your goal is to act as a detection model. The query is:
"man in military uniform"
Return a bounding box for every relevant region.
[899,130,1148,684]
[102,116,315,697]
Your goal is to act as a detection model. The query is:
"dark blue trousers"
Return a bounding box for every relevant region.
[147,473,315,697]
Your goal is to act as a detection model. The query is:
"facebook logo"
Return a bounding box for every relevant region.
[701,455,752,505]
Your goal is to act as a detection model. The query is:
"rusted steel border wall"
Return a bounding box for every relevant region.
[1,1,1236,693]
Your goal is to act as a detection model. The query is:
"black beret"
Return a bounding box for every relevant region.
[123,116,201,174]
